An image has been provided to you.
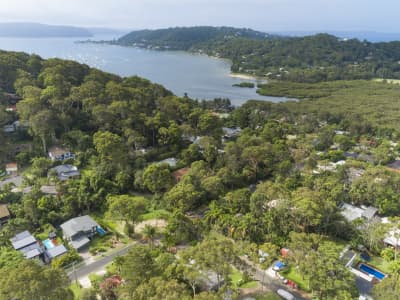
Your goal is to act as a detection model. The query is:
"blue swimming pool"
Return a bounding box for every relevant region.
[43,239,55,250]
[359,263,385,280]
[97,226,106,236]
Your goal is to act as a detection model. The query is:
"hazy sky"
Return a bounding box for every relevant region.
[0,0,397,32]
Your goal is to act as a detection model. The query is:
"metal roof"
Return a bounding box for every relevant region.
[46,244,68,258]
[25,248,42,259]
[362,206,378,220]
[10,231,37,250]
[70,236,90,250]
[60,215,98,238]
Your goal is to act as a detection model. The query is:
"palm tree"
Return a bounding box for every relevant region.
[142,225,157,249]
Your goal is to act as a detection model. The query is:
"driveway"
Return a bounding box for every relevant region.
[67,243,134,282]
[239,256,309,300]
[0,175,22,189]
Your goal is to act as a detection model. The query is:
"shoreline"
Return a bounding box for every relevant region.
[229,72,267,82]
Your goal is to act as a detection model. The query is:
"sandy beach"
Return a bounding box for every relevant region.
[229,72,267,82]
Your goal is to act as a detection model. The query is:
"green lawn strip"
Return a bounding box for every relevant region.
[69,283,82,300]
[94,242,133,261]
[255,293,281,300]
[240,281,258,288]
[281,266,310,292]
[230,267,243,285]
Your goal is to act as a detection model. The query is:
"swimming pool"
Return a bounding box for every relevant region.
[43,239,55,250]
[359,263,385,280]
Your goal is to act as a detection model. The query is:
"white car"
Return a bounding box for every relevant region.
[277,289,296,300]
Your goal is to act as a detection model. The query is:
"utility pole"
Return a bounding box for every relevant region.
[73,261,78,285]
[262,270,265,292]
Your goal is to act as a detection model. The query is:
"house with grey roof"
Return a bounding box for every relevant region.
[49,164,80,181]
[222,127,242,141]
[10,231,43,260]
[60,215,99,251]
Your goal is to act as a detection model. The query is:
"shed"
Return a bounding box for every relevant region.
[0,204,10,225]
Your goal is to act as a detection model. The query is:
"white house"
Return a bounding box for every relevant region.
[5,163,18,175]
[48,146,75,161]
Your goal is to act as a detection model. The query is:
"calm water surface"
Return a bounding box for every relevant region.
[0,35,292,106]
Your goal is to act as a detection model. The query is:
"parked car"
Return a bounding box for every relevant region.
[277,288,296,300]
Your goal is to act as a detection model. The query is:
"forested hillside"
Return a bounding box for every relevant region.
[1,50,400,299]
[116,27,400,82]
[116,26,274,50]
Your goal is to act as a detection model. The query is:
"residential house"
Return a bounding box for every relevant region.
[10,231,43,260]
[5,162,18,175]
[3,124,15,133]
[5,105,17,112]
[2,121,21,134]
[222,127,242,140]
[381,218,400,248]
[158,158,178,168]
[334,130,349,135]
[313,160,346,174]
[3,93,21,104]
[48,146,75,161]
[49,164,80,181]
[347,167,365,183]
[383,229,400,248]
[0,204,10,225]
[60,215,100,251]
[340,203,378,222]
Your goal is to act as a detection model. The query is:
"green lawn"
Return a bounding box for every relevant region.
[230,267,258,288]
[141,209,171,221]
[282,266,310,292]
[364,255,391,274]
[69,283,82,300]
[90,213,120,234]
[241,281,258,288]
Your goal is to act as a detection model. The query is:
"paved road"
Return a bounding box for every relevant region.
[240,257,308,300]
[67,243,134,281]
